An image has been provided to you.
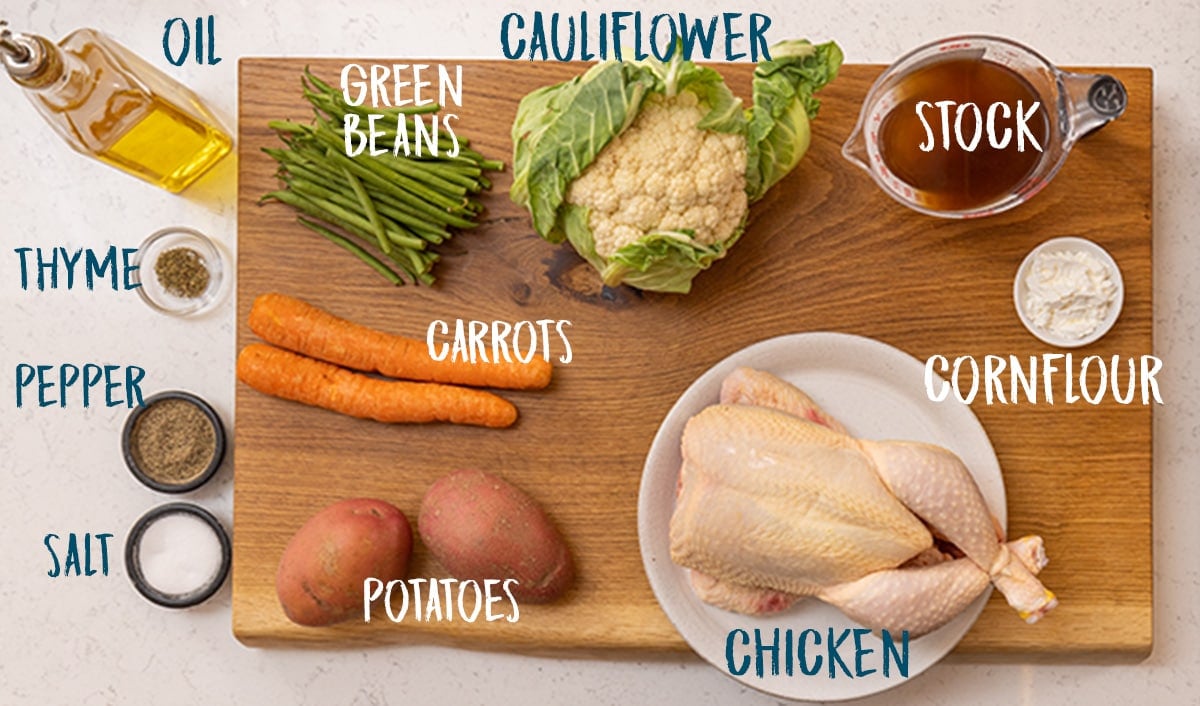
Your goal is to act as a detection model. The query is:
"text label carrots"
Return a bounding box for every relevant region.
[427,319,573,365]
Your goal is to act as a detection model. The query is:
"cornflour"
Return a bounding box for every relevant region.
[1024,249,1117,340]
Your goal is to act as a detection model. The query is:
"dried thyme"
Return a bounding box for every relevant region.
[155,247,210,298]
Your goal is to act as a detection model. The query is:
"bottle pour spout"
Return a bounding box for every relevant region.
[0,21,30,60]
[1,20,33,63]
[1059,71,1128,142]
[0,20,54,84]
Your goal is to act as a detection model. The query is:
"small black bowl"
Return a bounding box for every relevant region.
[125,502,232,608]
[122,390,226,493]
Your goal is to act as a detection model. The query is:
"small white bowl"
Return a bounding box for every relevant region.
[132,227,225,317]
[1013,236,1124,348]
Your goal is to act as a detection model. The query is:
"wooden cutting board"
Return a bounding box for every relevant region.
[234,59,1152,658]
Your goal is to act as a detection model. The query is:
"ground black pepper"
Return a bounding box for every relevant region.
[155,247,210,298]
[131,399,217,484]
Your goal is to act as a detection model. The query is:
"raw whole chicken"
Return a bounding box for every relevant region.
[670,367,1056,637]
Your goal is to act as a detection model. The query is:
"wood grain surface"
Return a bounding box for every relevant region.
[234,59,1153,658]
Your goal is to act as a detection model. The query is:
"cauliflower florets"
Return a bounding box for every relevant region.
[564,92,748,258]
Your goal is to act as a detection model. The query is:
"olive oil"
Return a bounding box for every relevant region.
[99,99,230,193]
[1,23,231,193]
[877,58,1050,213]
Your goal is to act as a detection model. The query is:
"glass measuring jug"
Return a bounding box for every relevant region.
[842,35,1127,218]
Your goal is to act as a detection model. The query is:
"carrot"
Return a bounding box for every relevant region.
[248,292,552,390]
[237,343,517,428]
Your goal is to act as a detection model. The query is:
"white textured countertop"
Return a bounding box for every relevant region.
[2,1,1197,704]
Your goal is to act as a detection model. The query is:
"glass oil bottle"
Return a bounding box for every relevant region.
[1,21,231,193]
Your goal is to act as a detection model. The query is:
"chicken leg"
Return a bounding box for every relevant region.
[862,441,1057,622]
[819,536,1051,637]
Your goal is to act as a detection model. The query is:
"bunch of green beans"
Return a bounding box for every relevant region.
[260,69,503,285]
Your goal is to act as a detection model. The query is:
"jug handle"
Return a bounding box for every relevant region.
[1059,72,1128,141]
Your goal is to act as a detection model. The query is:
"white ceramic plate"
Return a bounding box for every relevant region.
[637,332,1005,702]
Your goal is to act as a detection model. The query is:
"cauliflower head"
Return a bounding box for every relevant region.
[510,39,843,294]
[565,92,749,259]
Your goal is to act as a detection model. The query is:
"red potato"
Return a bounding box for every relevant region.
[276,498,413,626]
[419,470,574,603]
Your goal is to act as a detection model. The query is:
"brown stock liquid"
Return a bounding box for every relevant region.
[878,58,1050,212]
